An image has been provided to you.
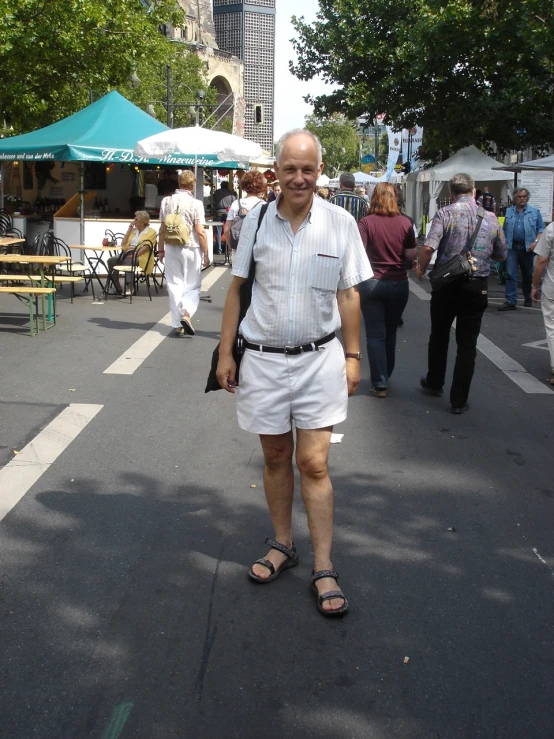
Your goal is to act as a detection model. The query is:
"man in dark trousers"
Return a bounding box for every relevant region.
[415,173,507,414]
[498,187,544,310]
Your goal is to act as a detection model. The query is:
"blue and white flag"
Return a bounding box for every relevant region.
[401,126,423,172]
[383,127,402,181]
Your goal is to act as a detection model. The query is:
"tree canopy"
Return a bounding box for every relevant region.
[305,113,359,177]
[0,0,216,134]
[291,0,554,162]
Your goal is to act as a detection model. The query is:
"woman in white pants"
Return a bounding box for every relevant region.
[158,170,210,336]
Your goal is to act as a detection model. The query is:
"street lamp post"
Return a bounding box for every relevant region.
[146,65,206,129]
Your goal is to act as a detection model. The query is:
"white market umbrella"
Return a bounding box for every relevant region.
[134,125,262,167]
[317,174,330,186]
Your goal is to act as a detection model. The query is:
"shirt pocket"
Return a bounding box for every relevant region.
[309,253,341,291]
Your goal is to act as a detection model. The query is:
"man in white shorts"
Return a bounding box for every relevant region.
[158,170,210,337]
[217,130,372,617]
[532,221,554,384]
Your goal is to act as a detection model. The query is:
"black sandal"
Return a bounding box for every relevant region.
[248,538,299,583]
[311,570,349,617]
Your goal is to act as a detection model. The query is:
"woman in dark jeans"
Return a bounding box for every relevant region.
[358,183,416,397]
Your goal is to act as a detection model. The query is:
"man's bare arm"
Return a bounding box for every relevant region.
[415,245,435,279]
[337,286,361,396]
[532,255,549,302]
[216,276,247,393]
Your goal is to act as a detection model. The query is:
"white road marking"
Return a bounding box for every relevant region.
[408,278,553,395]
[522,339,549,351]
[201,266,227,292]
[104,267,227,375]
[476,335,552,394]
[408,278,431,301]
[0,404,103,524]
[103,311,173,375]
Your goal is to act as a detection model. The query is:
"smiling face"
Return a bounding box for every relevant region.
[275,134,323,213]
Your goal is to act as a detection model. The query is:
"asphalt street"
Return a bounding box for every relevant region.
[0,267,553,739]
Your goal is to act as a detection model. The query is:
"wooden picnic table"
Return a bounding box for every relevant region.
[0,236,26,253]
[0,254,71,333]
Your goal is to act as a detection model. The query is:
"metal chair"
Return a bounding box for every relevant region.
[0,209,24,240]
[152,245,165,292]
[111,239,155,304]
[104,228,126,246]
[40,232,86,302]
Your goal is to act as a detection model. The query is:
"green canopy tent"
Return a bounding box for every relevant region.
[0,91,245,241]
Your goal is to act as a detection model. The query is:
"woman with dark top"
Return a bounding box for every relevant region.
[357,183,417,397]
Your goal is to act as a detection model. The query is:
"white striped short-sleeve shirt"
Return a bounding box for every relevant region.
[232,196,373,346]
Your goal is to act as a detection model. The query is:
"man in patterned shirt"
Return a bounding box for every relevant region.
[415,173,507,414]
[217,129,372,616]
[329,172,368,223]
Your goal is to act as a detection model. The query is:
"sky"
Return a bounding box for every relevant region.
[273,0,333,142]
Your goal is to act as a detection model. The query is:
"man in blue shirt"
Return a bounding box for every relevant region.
[499,188,544,310]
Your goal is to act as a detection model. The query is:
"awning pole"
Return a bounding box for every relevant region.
[80,163,85,244]
[0,162,4,211]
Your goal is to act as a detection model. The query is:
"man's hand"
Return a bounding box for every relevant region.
[158,249,165,264]
[345,357,361,396]
[415,265,425,280]
[529,239,538,252]
[216,353,238,394]
[202,251,210,269]
[531,285,541,303]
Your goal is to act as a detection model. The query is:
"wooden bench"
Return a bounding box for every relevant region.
[0,274,83,285]
[0,286,57,335]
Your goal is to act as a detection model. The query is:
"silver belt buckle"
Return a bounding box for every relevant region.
[284,345,299,355]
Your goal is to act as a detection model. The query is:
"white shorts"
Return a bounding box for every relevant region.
[236,337,348,435]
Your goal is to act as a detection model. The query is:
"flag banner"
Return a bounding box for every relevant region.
[384,127,402,181]
[401,126,423,172]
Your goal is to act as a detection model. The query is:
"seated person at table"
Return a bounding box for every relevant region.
[107,210,157,294]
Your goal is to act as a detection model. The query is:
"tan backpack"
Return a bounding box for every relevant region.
[163,196,192,246]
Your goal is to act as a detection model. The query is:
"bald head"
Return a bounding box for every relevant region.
[274,129,324,215]
[275,129,323,165]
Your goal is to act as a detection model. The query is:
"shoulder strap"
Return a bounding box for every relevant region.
[246,203,269,280]
[463,206,486,254]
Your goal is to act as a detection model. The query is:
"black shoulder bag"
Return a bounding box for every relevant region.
[428,206,485,291]
[204,203,268,393]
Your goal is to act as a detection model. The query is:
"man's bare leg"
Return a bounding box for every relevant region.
[296,426,345,612]
[251,431,295,579]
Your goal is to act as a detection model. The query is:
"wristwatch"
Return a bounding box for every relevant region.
[345,352,362,360]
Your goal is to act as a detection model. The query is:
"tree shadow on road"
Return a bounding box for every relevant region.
[0,443,552,739]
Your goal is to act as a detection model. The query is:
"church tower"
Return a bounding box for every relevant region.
[213,0,276,152]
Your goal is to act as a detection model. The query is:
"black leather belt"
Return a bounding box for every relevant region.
[243,332,335,355]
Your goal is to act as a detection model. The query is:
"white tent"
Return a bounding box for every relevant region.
[405,145,514,229]
[494,153,554,172]
[317,174,330,186]
[329,171,385,188]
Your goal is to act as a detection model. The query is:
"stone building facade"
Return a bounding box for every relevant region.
[161,1,244,127]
